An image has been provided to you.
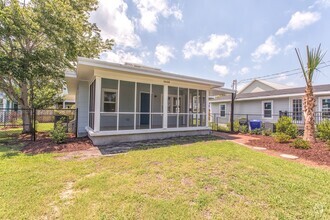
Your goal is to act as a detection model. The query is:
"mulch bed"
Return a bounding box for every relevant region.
[21,135,94,154]
[246,135,330,166]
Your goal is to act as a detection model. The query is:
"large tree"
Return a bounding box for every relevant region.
[295,44,325,143]
[0,0,113,132]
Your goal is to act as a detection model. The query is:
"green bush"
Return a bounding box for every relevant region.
[239,125,248,134]
[250,128,262,135]
[273,132,291,143]
[317,119,330,141]
[291,138,310,149]
[50,121,67,144]
[275,116,298,138]
[262,129,272,136]
[227,120,240,132]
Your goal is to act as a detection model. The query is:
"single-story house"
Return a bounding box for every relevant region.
[210,79,330,125]
[66,57,232,145]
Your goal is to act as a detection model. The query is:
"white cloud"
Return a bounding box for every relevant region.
[251,36,281,62]
[276,73,288,81]
[309,0,330,9]
[276,11,321,36]
[155,44,175,65]
[239,67,250,75]
[253,65,262,70]
[90,0,140,48]
[213,65,229,77]
[100,50,143,64]
[286,82,297,87]
[284,43,296,55]
[133,0,182,32]
[183,34,238,60]
[234,56,241,62]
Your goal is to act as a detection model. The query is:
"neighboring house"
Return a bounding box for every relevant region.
[0,92,17,110]
[210,79,330,125]
[66,57,231,145]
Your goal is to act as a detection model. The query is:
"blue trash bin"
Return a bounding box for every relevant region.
[249,120,262,130]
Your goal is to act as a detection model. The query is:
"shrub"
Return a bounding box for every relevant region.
[317,119,330,141]
[227,120,240,132]
[273,133,291,143]
[291,138,310,149]
[250,128,262,135]
[239,125,248,134]
[50,121,67,144]
[262,129,272,136]
[275,116,298,138]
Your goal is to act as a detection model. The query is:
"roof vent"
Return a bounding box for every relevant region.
[124,62,161,71]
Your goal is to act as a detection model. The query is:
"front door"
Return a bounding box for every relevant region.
[140,93,150,125]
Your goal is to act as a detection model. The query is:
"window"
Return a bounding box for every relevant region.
[102,89,117,112]
[0,98,3,106]
[220,104,226,117]
[321,98,330,119]
[292,99,302,121]
[262,101,272,118]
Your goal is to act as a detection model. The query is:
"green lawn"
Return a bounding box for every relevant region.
[0,130,329,219]
[36,122,54,132]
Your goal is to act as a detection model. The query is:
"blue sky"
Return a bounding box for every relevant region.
[90,0,330,89]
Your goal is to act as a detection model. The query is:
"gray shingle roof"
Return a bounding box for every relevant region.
[212,84,330,102]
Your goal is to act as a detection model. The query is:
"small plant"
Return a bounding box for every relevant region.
[317,119,330,141]
[227,120,240,132]
[276,116,298,138]
[50,121,67,144]
[262,129,272,136]
[239,125,248,134]
[250,128,262,135]
[217,125,229,132]
[273,132,291,143]
[291,138,310,149]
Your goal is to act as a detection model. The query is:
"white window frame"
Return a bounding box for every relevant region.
[219,104,226,118]
[291,98,303,122]
[319,96,330,118]
[101,88,118,112]
[262,100,273,119]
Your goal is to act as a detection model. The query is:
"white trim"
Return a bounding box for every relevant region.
[262,100,273,119]
[149,84,152,129]
[210,91,330,103]
[78,57,224,88]
[206,90,209,124]
[219,104,226,118]
[117,80,120,130]
[318,96,330,112]
[163,85,168,128]
[86,126,210,137]
[134,82,137,130]
[94,77,101,132]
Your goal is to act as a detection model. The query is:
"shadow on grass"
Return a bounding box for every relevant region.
[97,135,223,155]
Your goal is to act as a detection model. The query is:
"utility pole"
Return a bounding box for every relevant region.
[230,80,237,132]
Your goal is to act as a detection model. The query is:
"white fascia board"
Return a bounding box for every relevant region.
[209,91,330,103]
[78,57,224,88]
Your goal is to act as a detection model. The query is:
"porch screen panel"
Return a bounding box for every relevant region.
[89,80,95,129]
[168,86,178,128]
[136,83,150,129]
[189,89,198,126]
[119,81,135,130]
[151,84,163,129]
[179,88,188,127]
[199,90,207,126]
[100,79,118,131]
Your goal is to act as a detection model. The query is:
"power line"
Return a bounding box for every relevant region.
[238,60,330,84]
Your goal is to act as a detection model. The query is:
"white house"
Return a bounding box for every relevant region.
[210,79,330,125]
[66,57,232,145]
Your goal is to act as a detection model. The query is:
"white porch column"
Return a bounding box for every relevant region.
[94,76,101,132]
[163,85,168,129]
[206,90,209,127]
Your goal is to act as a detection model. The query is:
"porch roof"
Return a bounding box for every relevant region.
[76,57,225,88]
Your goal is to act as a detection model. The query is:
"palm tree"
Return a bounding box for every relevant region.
[295,44,326,143]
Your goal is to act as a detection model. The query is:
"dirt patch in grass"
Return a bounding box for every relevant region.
[21,137,94,154]
[246,135,330,166]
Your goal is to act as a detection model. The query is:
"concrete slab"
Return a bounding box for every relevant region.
[253,147,267,150]
[280,154,299,160]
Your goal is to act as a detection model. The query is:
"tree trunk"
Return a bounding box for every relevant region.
[303,84,316,143]
[21,84,32,133]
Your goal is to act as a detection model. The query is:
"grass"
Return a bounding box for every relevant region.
[36,122,54,132]
[0,130,329,219]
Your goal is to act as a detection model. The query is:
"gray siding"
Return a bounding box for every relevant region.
[77,81,89,137]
